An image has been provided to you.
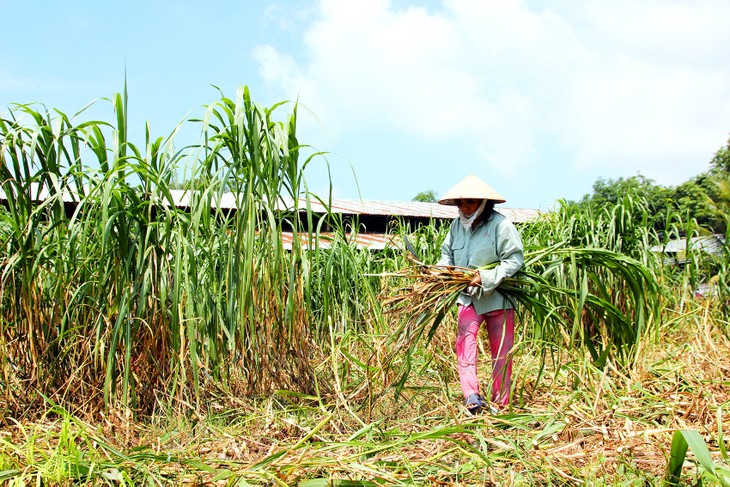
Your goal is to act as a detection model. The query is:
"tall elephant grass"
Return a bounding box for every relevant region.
[2,88,729,485]
[177,87,327,398]
[0,100,123,413]
[0,86,335,416]
[520,197,730,340]
[2,82,727,425]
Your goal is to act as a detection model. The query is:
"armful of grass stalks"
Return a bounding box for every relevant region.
[378,255,528,345]
[373,254,528,395]
[375,242,660,395]
[377,256,519,344]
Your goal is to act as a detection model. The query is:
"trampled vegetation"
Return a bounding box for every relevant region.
[1,88,729,485]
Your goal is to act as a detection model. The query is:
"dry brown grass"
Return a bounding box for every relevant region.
[2,298,727,485]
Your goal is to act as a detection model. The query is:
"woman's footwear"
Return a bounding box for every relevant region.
[465,393,486,414]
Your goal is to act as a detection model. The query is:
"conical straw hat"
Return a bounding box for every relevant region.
[438,174,506,206]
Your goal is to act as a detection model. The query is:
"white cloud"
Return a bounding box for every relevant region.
[256,0,494,137]
[253,0,730,192]
[565,58,730,175]
[576,0,730,65]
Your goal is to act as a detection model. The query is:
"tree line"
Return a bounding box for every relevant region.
[573,135,730,236]
[413,135,730,236]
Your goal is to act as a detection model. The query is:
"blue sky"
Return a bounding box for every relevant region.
[2,0,730,210]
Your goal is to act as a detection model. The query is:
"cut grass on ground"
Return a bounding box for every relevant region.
[2,303,728,486]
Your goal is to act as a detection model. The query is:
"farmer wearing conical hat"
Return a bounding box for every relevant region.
[437,174,524,414]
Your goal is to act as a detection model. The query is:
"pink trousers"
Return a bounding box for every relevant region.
[456,304,515,407]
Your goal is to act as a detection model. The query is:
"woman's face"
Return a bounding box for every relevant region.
[457,198,482,216]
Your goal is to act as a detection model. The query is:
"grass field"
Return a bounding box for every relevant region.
[1,88,729,485]
[1,302,728,485]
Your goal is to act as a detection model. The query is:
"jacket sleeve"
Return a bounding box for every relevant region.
[437,222,456,266]
[477,219,524,295]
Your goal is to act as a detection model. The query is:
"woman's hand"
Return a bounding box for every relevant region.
[469,272,482,287]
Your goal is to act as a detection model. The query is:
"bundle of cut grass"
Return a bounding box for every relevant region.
[376,255,522,373]
[376,241,661,393]
[381,258,474,321]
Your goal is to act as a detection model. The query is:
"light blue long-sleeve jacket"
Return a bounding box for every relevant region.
[437,210,524,315]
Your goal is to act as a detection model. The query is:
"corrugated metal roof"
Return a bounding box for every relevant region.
[649,235,725,255]
[284,198,540,223]
[0,183,82,203]
[320,199,457,218]
[281,232,400,250]
[1,186,540,223]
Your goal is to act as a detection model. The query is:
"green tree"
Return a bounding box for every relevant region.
[710,134,730,173]
[412,189,438,203]
[713,173,730,235]
[577,175,673,230]
[579,175,667,208]
[672,178,723,233]
[575,135,730,237]
[705,136,730,235]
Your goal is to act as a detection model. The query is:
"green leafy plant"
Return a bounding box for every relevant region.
[666,408,730,486]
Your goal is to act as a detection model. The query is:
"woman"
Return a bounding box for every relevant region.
[437,174,524,414]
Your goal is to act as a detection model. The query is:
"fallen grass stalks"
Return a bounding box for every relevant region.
[1,318,728,485]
